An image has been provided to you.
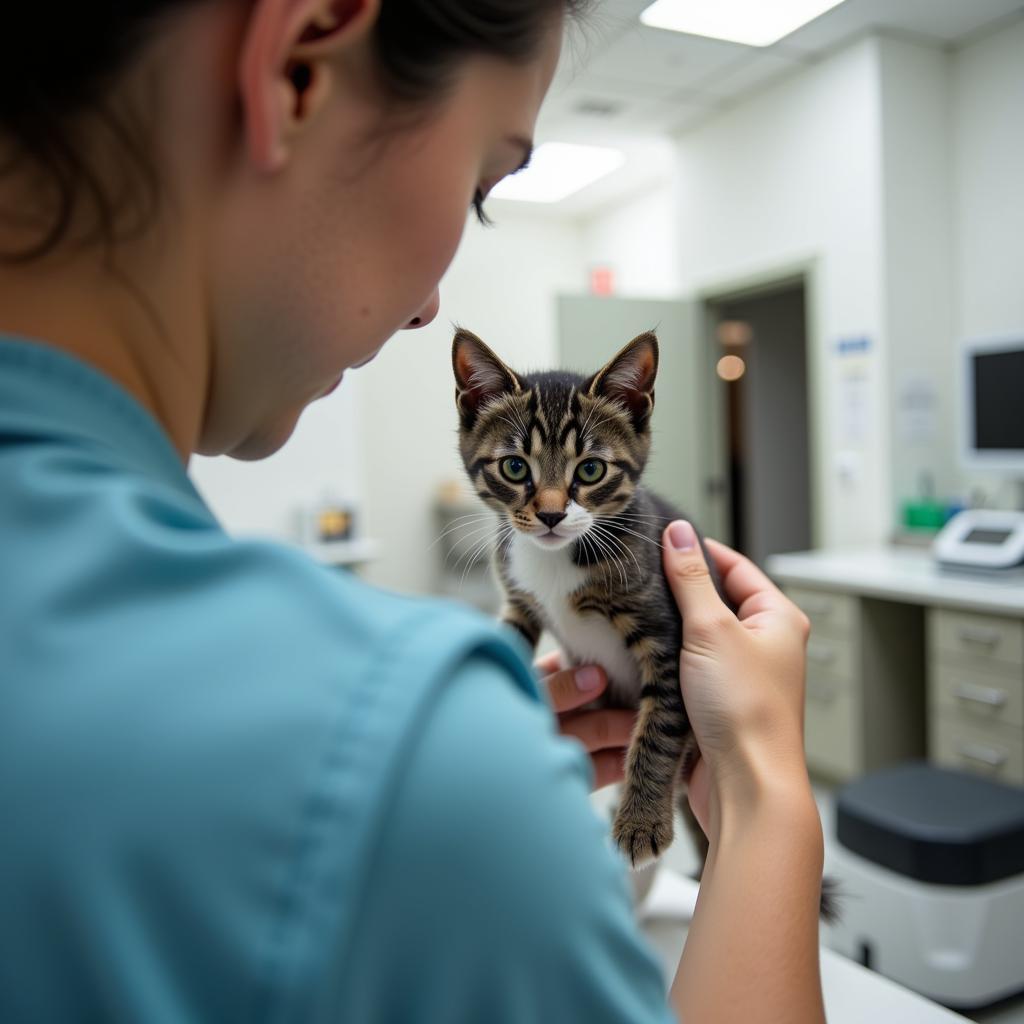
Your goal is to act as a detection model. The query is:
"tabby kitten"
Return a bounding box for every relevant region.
[452,327,718,869]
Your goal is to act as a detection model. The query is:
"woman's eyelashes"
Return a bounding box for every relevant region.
[471,188,493,227]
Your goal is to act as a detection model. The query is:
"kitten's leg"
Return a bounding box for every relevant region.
[676,740,710,880]
[499,589,544,654]
[613,641,690,867]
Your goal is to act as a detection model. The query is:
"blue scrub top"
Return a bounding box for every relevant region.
[0,336,674,1023]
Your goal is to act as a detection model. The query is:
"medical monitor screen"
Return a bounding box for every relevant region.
[963,528,1013,546]
[972,348,1024,451]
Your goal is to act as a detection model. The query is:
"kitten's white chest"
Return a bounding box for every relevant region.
[507,535,639,696]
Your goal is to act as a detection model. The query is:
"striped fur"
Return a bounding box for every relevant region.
[453,328,722,868]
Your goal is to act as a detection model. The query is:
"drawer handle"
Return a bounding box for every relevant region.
[958,743,1007,768]
[807,645,837,665]
[953,683,1008,709]
[958,626,1001,648]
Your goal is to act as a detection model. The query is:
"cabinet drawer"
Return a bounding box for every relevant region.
[929,609,1024,672]
[930,711,1024,786]
[786,587,857,637]
[930,662,1024,729]
[806,635,857,685]
[805,678,860,780]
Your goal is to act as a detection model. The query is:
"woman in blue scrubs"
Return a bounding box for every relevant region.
[0,2,825,1021]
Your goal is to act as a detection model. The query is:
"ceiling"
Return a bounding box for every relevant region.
[544,0,1024,138]
[491,0,1024,220]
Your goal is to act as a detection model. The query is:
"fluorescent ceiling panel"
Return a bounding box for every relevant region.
[489,142,625,203]
[640,0,849,47]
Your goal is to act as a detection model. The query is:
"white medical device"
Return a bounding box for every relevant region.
[933,508,1024,572]
[825,762,1024,1012]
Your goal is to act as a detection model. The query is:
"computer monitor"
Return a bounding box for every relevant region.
[961,335,1024,473]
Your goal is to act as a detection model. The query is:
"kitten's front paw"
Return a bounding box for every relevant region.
[612,810,673,868]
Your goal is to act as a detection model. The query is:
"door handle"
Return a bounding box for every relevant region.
[953,683,1008,709]
[957,743,1007,768]
[958,626,1000,648]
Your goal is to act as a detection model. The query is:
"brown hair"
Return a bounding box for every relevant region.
[0,0,589,262]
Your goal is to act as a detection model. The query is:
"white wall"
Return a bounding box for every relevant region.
[189,371,362,543]
[676,38,889,549]
[952,15,1024,343]
[951,14,1024,509]
[576,39,885,549]
[580,23,1024,543]
[356,211,584,595]
[877,35,957,516]
[578,181,681,298]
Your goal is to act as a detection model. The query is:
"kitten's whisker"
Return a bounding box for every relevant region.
[587,528,627,588]
[589,527,639,586]
[582,412,623,439]
[589,521,643,578]
[446,522,506,570]
[596,517,666,551]
[509,399,531,440]
[493,414,527,444]
[579,531,614,588]
[579,397,602,440]
[430,514,499,551]
[608,513,676,522]
[458,528,508,588]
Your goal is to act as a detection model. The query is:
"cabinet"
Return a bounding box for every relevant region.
[768,548,1024,789]
[927,608,1024,785]
[784,585,926,781]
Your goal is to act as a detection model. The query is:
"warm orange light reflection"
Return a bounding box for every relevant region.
[716,354,746,381]
[717,320,753,347]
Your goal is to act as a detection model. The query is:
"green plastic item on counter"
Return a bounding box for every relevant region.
[902,499,949,531]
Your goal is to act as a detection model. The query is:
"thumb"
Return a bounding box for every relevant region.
[662,520,726,622]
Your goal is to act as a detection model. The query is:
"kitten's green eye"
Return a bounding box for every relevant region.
[576,459,606,485]
[500,457,530,483]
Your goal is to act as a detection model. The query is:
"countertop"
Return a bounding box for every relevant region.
[766,546,1024,616]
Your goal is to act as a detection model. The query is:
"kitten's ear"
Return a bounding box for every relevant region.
[452,329,523,426]
[586,331,658,429]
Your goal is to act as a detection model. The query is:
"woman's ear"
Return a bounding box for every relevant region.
[585,331,659,430]
[452,329,523,429]
[238,0,381,173]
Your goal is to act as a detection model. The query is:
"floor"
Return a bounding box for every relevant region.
[593,784,1024,1023]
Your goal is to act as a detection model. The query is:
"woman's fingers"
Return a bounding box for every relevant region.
[662,522,732,638]
[704,538,794,621]
[533,650,563,677]
[541,664,607,714]
[559,708,636,754]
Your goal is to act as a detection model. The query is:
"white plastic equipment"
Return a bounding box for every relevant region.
[823,762,1024,1011]
[933,508,1024,573]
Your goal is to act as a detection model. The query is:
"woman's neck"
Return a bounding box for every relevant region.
[0,244,209,464]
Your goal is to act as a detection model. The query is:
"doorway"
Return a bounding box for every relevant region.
[704,280,813,566]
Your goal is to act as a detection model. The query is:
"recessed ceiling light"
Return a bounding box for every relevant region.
[640,0,849,47]
[488,142,625,204]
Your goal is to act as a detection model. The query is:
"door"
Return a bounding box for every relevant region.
[704,281,813,565]
[557,295,723,536]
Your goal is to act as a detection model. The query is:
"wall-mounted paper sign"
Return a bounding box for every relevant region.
[835,336,872,445]
[897,374,939,445]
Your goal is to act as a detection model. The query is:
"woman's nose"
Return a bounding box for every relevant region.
[403,290,440,330]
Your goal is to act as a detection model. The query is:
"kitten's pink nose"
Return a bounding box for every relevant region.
[403,290,440,330]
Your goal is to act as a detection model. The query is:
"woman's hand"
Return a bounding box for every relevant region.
[663,522,826,1024]
[661,522,814,838]
[535,651,637,792]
